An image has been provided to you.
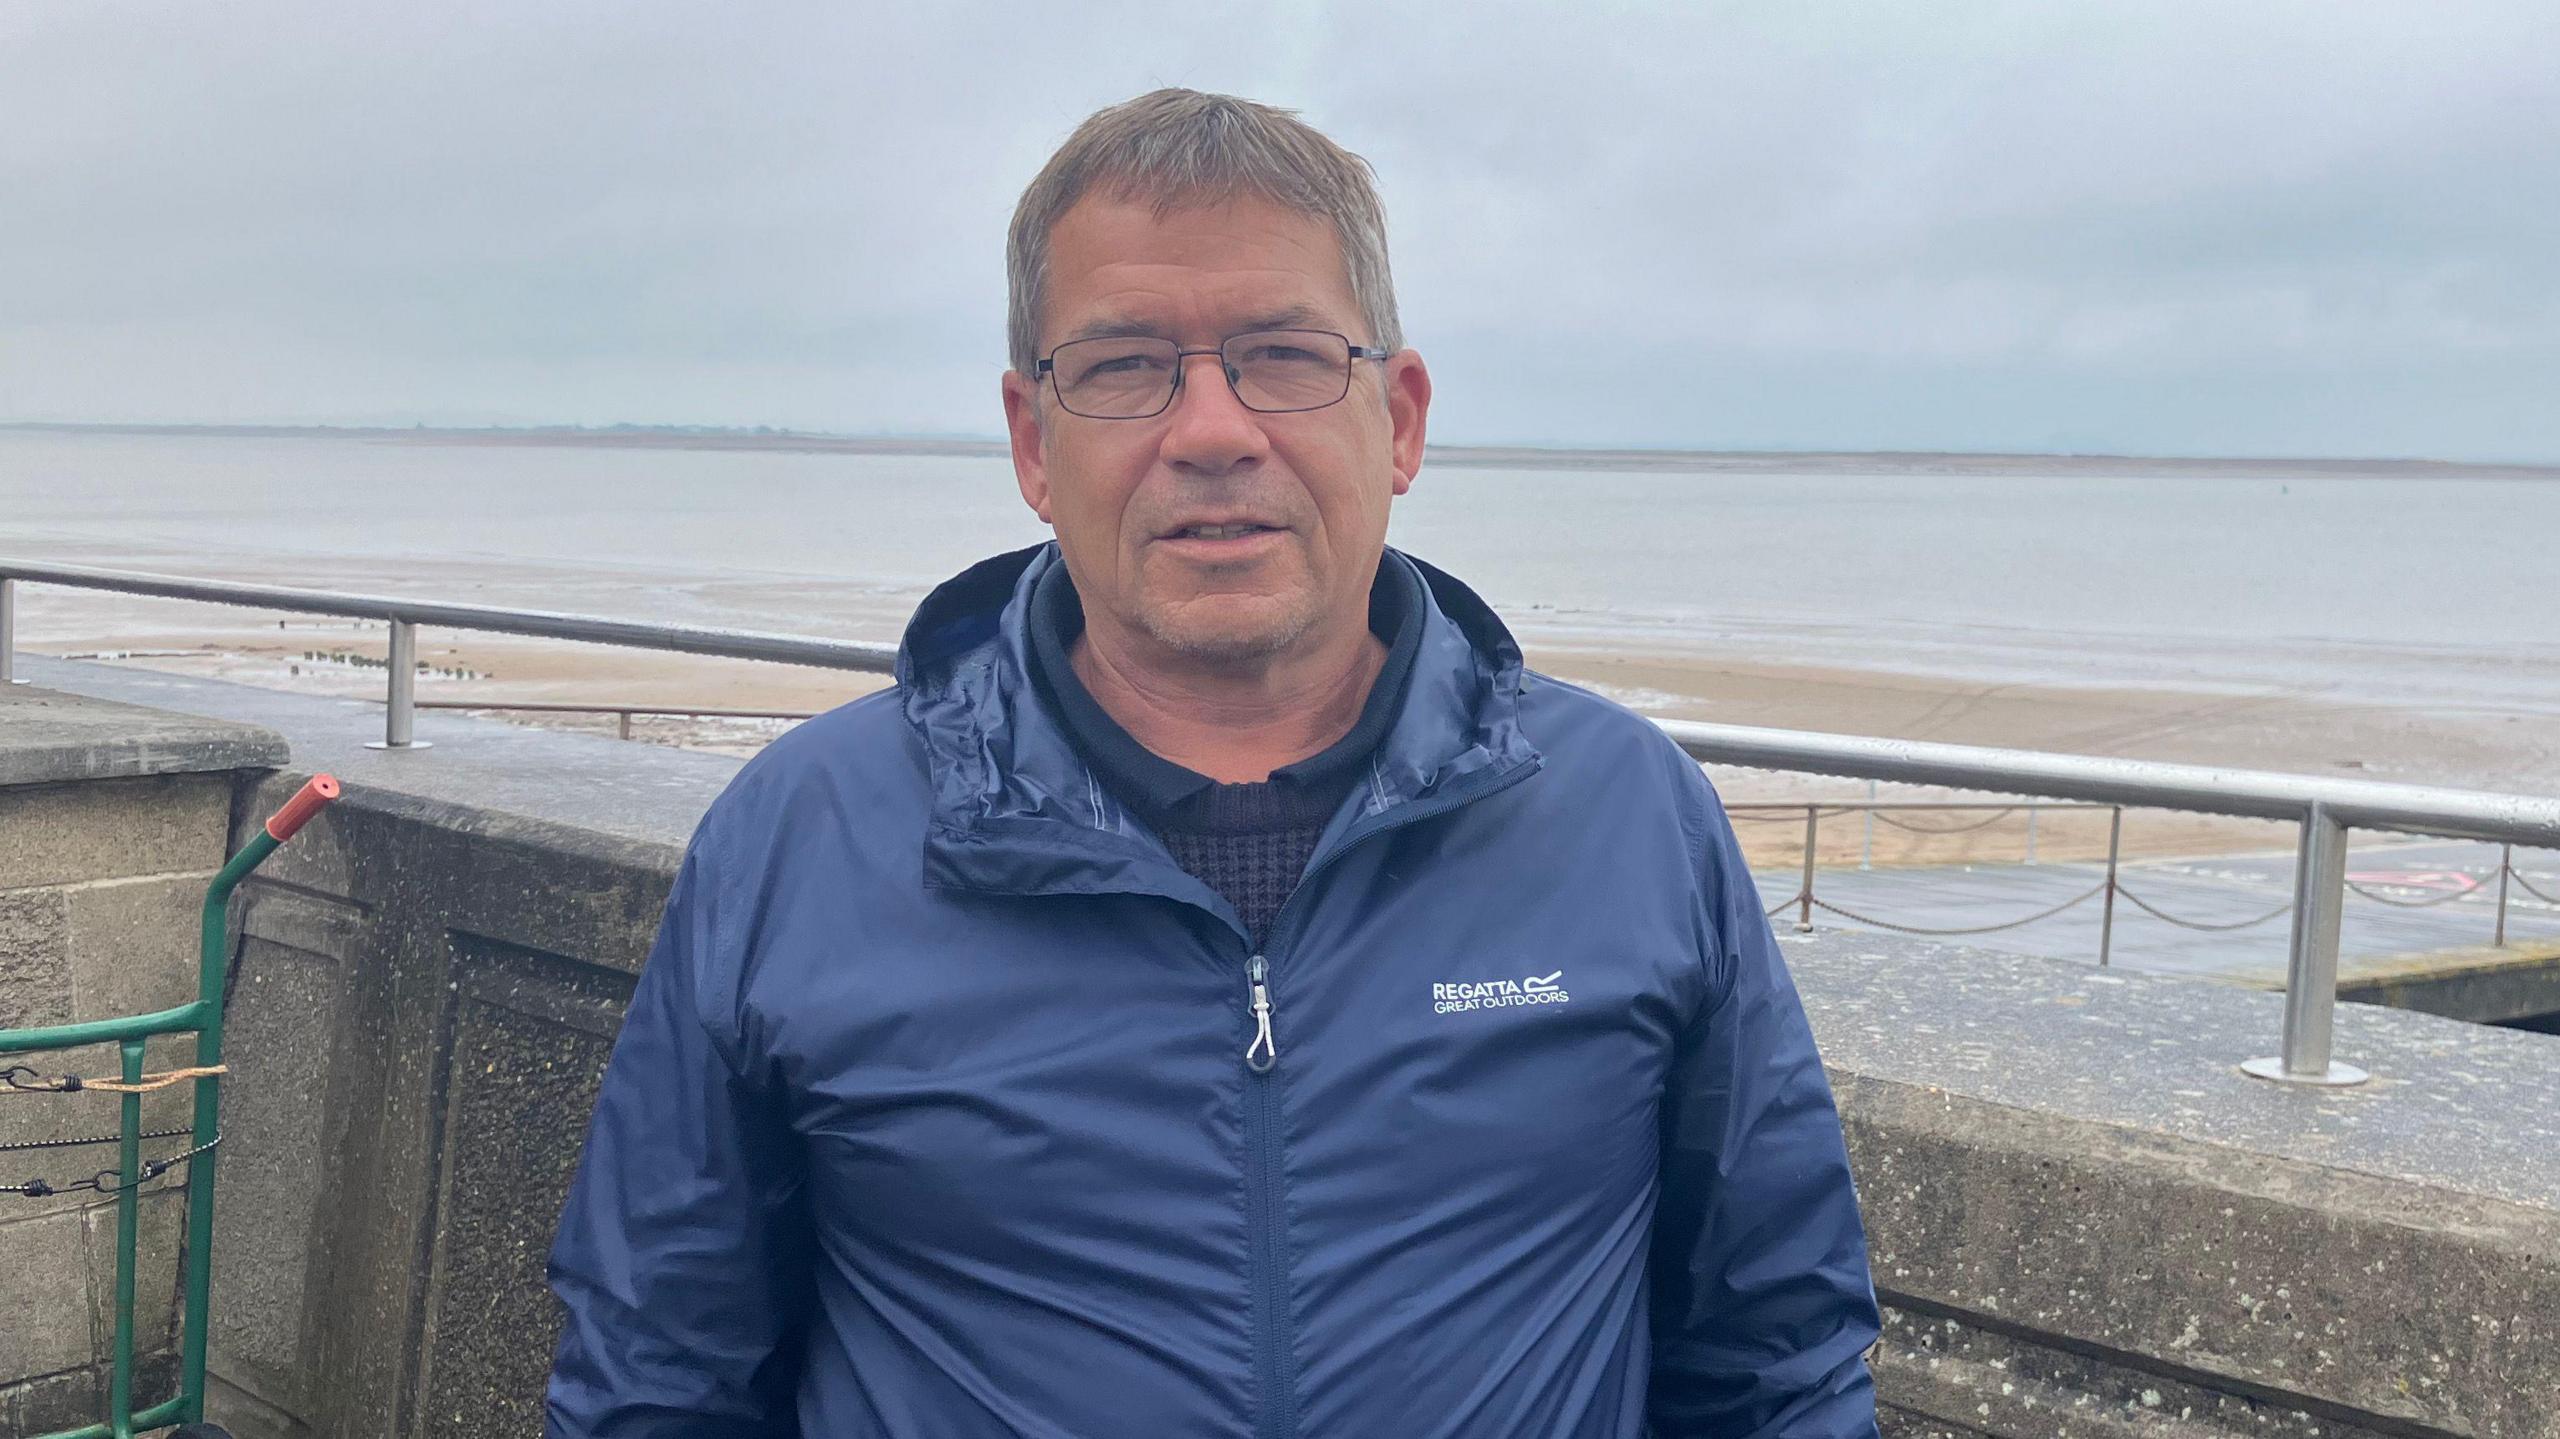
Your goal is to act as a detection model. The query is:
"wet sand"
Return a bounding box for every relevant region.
[27,563,2545,872]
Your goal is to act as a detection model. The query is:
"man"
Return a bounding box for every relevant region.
[546,88,1880,1437]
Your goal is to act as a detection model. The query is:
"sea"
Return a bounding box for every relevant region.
[5,426,2558,715]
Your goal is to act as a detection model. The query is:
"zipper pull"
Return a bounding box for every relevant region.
[1245,954,1277,1073]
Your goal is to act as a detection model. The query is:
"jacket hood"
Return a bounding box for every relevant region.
[895,543,1540,916]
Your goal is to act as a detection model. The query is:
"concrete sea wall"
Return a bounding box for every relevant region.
[0,689,287,1436]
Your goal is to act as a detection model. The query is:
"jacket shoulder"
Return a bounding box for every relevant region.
[1517,669,1727,865]
[693,684,920,850]
[1518,668,1699,773]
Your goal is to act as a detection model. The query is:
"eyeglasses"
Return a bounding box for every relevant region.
[1034,328,1391,419]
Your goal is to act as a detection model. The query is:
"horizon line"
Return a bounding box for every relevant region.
[3,419,2555,476]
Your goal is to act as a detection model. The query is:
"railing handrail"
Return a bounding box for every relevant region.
[11,555,2559,1086]
[0,559,901,672]
[12,557,2553,850]
[1658,720,2560,848]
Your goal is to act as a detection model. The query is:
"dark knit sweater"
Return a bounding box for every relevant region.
[1026,557,1424,949]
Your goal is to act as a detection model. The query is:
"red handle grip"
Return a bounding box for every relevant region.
[264,773,341,842]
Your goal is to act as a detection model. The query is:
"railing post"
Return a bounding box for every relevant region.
[2494,843,2511,948]
[2243,801,2367,1085]
[617,710,633,741]
[2025,801,2039,865]
[1797,805,1819,933]
[1,576,22,685]
[364,617,432,751]
[2098,806,2122,966]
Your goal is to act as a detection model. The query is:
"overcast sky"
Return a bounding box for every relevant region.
[5,2,2555,460]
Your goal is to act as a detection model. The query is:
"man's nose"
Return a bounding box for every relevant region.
[1160,350,1269,476]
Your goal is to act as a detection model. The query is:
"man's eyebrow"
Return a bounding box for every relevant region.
[1233,304,1330,333]
[1061,316,1171,344]
[1058,304,1336,346]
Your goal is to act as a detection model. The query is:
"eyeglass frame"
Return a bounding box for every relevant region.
[1032,327,1394,419]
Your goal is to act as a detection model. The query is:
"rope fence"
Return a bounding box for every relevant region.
[2112,886,2295,933]
[1806,883,2107,937]
[2509,867,2560,907]
[2342,878,2488,910]
[1731,806,1862,825]
[1872,806,2021,836]
[1750,798,2560,962]
[1768,871,2514,945]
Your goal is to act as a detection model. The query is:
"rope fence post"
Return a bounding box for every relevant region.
[2098,806,2123,966]
[2243,801,2367,1085]
[1797,805,1819,933]
[2494,843,2511,948]
[1,576,20,685]
[1861,779,1875,870]
[617,709,634,741]
[2025,801,2039,865]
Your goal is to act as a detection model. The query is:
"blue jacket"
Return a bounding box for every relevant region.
[545,545,1880,1438]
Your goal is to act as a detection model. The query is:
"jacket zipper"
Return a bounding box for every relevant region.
[1241,951,1289,1439]
[1244,956,1277,1071]
[1233,756,1540,1439]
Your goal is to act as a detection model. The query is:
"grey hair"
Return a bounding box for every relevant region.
[1005,88,1403,379]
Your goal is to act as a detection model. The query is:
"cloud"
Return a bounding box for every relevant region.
[2,0,2554,459]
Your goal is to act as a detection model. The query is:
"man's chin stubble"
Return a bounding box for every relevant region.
[1137,601,1323,669]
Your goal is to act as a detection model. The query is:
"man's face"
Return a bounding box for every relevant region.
[1002,192,1430,671]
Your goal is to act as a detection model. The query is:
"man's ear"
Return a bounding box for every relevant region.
[1001,369,1054,523]
[1386,350,1431,498]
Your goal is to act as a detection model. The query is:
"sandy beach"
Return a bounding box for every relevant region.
[27,570,2524,872]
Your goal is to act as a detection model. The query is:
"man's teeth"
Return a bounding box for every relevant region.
[1179,524,1266,540]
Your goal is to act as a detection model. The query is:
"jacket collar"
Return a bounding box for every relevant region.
[897,542,1540,918]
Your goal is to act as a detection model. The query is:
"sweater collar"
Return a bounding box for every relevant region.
[1022,551,1426,829]
[896,542,1538,914]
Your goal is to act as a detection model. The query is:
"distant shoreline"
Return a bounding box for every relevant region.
[6,420,2555,481]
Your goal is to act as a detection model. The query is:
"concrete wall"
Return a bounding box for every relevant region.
[7,656,734,1439]
[8,658,2556,1439]
[0,688,287,1437]
[1796,930,2559,1436]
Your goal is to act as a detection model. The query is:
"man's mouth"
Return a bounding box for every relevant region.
[1165,522,1281,541]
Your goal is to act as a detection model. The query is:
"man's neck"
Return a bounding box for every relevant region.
[1068,620,1388,785]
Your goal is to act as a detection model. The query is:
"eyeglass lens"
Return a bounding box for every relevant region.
[1049,330,1353,418]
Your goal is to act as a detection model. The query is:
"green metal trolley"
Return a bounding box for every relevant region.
[1,772,339,1439]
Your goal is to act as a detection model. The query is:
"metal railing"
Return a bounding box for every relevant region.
[1730,800,2546,960]
[1660,721,2560,1085]
[407,698,823,742]
[1734,801,2137,952]
[11,559,2560,1088]
[0,564,897,745]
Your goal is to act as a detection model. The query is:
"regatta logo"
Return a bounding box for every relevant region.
[1432,970,1571,1014]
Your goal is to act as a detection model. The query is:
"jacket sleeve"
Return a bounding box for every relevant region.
[545,835,817,1438]
[1647,762,1883,1437]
